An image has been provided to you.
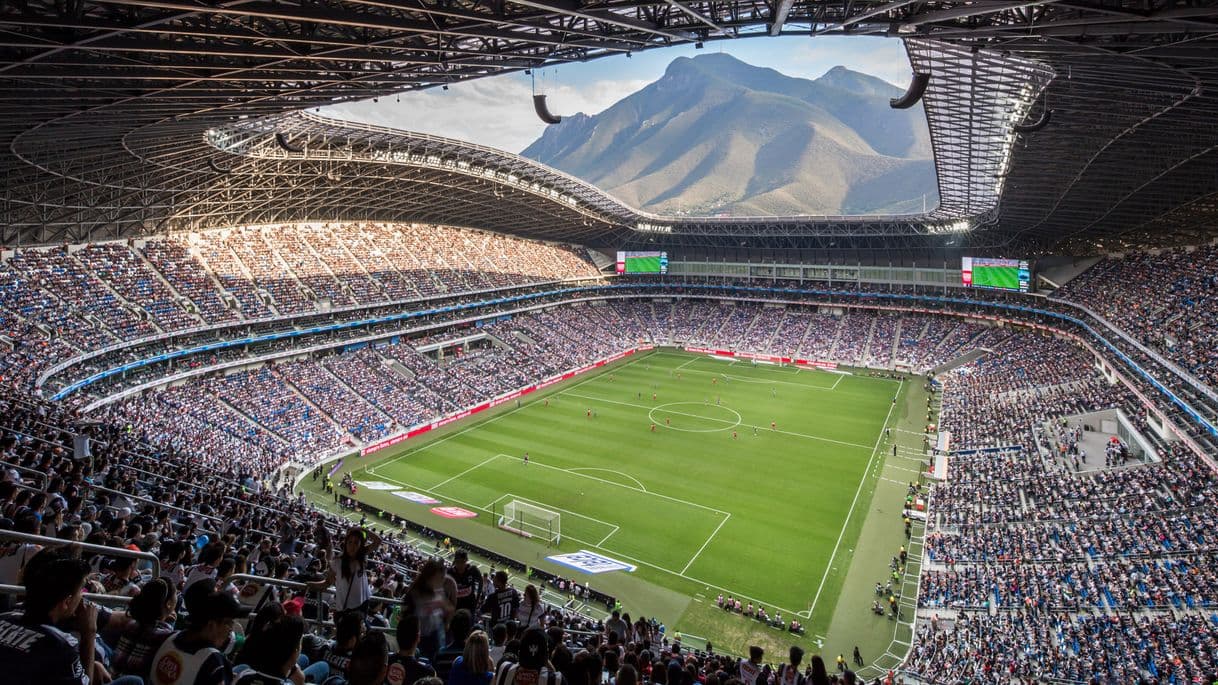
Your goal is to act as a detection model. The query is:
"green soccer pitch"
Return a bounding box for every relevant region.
[319,349,915,659]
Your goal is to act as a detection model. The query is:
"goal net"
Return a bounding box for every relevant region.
[499,500,561,546]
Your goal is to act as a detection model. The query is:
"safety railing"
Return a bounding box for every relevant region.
[0,459,48,488]
[0,529,161,579]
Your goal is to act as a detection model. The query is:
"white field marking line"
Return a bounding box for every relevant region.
[674,356,701,372]
[680,511,732,574]
[566,467,648,492]
[647,402,742,433]
[879,477,908,485]
[886,465,923,474]
[563,392,872,450]
[505,451,729,516]
[672,365,838,390]
[429,453,504,491]
[368,463,806,618]
[360,359,813,616]
[365,470,498,520]
[653,350,902,385]
[488,491,620,542]
[800,397,897,620]
[367,353,651,478]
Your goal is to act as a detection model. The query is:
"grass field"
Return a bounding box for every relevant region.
[342,350,902,630]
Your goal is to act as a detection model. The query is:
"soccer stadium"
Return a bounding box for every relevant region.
[3,2,1218,684]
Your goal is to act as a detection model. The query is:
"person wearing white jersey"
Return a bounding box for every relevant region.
[737,646,764,685]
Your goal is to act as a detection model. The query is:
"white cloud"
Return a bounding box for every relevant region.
[323,36,912,153]
[325,75,649,154]
[772,38,912,87]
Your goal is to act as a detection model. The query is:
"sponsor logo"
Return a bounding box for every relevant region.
[431,506,477,519]
[155,652,184,683]
[353,480,398,491]
[546,550,637,574]
[392,491,440,505]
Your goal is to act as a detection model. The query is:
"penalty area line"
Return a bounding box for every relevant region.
[800,396,897,620]
[680,512,731,574]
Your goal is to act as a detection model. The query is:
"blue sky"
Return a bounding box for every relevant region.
[325,36,911,154]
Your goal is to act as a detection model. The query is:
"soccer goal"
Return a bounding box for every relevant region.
[498,499,561,546]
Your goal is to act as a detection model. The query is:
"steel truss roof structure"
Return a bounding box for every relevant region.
[2,1,1218,252]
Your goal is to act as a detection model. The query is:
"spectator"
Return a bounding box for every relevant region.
[112,577,179,681]
[387,615,436,685]
[232,614,306,685]
[492,628,562,685]
[0,547,97,685]
[149,583,247,685]
[447,630,494,685]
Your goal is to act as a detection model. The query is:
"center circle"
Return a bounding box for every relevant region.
[648,402,743,433]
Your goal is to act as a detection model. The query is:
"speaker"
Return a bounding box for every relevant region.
[1014,108,1052,133]
[890,73,931,110]
[275,132,304,153]
[533,94,562,125]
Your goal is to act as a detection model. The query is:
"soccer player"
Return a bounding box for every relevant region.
[586,409,592,418]
[732,431,737,440]
[665,417,670,426]
[771,421,776,431]
[650,423,656,432]
[753,426,758,436]
[652,393,657,401]
[522,452,529,466]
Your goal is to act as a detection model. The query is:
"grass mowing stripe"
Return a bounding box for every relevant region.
[562,391,873,449]
[801,397,897,620]
[340,349,895,644]
[369,352,653,474]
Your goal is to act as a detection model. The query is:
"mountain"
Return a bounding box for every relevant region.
[520,54,938,217]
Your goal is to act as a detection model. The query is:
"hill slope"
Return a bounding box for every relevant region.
[521,54,938,216]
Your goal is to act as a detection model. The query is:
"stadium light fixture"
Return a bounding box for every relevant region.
[925,220,971,235]
[636,222,673,234]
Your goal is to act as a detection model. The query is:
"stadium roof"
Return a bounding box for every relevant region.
[2,1,1218,253]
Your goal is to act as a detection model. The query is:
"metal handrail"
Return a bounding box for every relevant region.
[0,529,161,579]
[229,573,402,609]
[87,483,222,523]
[0,459,49,487]
[0,583,133,607]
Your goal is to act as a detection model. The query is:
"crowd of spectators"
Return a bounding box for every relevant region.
[0,390,906,685]
[8,238,1218,683]
[909,327,1218,683]
[0,223,602,392]
[1055,245,1218,388]
[91,301,1018,469]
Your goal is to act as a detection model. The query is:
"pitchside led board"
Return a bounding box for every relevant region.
[961,256,1031,293]
[616,251,668,275]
